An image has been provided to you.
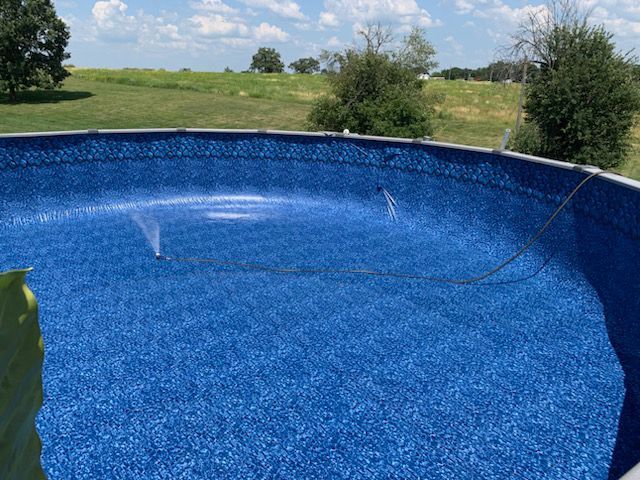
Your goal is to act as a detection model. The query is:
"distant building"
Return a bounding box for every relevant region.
[417,72,431,81]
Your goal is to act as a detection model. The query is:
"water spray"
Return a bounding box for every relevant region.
[150,171,604,285]
[378,186,397,221]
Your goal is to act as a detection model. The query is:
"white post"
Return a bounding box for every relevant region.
[500,129,511,150]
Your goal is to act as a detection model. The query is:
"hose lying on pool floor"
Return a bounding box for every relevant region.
[156,171,604,285]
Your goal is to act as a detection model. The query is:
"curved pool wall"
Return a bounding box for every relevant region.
[0,129,638,479]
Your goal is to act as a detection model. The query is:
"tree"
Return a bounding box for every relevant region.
[249,47,285,73]
[357,23,394,54]
[307,28,436,139]
[395,27,438,74]
[289,57,320,74]
[510,0,640,168]
[0,0,70,102]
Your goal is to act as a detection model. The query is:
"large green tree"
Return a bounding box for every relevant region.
[0,0,70,102]
[308,25,435,138]
[289,57,320,74]
[249,47,284,73]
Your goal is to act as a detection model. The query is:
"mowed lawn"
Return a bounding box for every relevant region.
[1,68,638,179]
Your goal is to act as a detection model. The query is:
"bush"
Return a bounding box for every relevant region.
[510,122,543,156]
[521,24,640,168]
[307,50,434,138]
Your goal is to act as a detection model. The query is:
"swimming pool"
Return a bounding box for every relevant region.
[1,130,638,479]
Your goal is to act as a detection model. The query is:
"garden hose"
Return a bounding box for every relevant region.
[156,171,604,285]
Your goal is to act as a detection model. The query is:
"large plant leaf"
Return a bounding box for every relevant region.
[0,269,46,480]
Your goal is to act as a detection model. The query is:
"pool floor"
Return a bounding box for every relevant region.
[0,190,624,479]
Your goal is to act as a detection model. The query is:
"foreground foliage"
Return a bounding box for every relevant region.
[0,269,45,480]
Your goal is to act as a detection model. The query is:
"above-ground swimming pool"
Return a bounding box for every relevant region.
[1,130,638,479]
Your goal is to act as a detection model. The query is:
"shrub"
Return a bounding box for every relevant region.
[510,122,543,156]
[521,24,640,168]
[307,49,434,138]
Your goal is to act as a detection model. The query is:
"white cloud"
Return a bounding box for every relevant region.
[320,0,439,28]
[450,0,549,26]
[190,14,250,36]
[189,0,238,14]
[238,0,307,20]
[621,0,640,15]
[220,37,254,47]
[454,0,475,15]
[477,1,548,26]
[252,22,290,42]
[91,0,189,49]
[319,11,340,28]
[327,36,342,47]
[294,22,313,31]
[592,5,640,37]
[92,0,135,32]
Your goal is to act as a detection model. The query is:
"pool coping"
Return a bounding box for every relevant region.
[1,128,639,193]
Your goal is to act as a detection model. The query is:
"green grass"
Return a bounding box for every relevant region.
[426,80,522,148]
[0,68,638,179]
[71,68,326,104]
[0,76,312,132]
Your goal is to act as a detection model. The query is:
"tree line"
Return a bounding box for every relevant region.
[432,61,540,82]
[248,48,321,74]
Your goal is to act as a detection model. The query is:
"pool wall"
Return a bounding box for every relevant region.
[0,129,638,477]
[1,130,639,239]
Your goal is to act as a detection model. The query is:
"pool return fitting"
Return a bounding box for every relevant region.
[155,171,604,285]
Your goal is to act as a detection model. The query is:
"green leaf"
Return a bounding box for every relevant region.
[0,269,46,480]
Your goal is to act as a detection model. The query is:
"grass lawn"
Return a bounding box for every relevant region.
[0,68,638,179]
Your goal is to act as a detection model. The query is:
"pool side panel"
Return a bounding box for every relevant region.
[0,130,639,240]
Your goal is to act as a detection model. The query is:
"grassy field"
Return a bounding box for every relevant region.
[1,68,638,179]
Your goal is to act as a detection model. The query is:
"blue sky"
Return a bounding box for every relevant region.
[53,0,639,72]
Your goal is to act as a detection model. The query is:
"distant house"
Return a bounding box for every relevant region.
[417,72,431,81]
